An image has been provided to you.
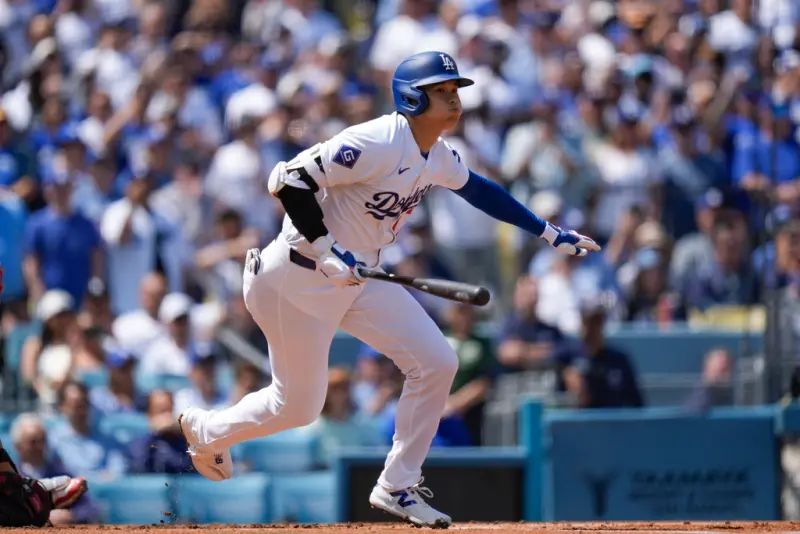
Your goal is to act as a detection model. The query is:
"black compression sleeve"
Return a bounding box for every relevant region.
[276,185,329,243]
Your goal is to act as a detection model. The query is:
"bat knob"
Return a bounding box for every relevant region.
[473,287,491,306]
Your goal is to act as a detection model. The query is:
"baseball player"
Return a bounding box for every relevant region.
[0,265,89,527]
[178,51,599,528]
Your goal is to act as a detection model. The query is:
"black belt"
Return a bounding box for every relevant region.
[289,248,316,271]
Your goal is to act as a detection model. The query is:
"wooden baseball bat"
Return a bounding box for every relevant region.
[357,267,491,306]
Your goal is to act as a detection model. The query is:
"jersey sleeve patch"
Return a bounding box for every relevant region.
[332,144,362,169]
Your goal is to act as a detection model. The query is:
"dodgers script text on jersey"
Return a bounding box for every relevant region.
[280,112,469,267]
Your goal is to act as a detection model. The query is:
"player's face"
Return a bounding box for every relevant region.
[423,80,462,130]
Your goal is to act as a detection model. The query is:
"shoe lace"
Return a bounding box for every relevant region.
[410,477,434,499]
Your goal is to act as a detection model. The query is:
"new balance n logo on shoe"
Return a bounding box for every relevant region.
[389,490,416,508]
[214,454,224,465]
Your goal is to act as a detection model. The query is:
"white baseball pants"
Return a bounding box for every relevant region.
[197,237,458,491]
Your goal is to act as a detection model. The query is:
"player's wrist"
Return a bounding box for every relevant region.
[310,234,336,256]
[540,222,559,245]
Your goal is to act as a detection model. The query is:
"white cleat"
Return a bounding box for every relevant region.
[178,407,233,481]
[39,476,88,509]
[369,477,451,529]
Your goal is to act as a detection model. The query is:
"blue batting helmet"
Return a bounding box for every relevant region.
[392,51,474,117]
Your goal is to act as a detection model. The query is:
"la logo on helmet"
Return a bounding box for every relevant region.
[440,54,455,71]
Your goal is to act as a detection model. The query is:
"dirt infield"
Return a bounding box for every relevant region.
[32,522,800,534]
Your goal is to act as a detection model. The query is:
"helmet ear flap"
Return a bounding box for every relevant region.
[408,86,429,116]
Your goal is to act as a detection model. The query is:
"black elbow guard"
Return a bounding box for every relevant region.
[276,186,329,243]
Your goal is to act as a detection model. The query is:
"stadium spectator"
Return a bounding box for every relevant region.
[684,347,735,411]
[172,344,228,416]
[441,302,494,445]
[0,187,28,304]
[77,277,114,335]
[226,360,268,406]
[561,295,645,409]
[10,413,101,524]
[308,367,382,468]
[193,208,259,303]
[351,344,391,416]
[678,215,757,312]
[111,271,168,358]
[0,109,37,207]
[68,323,108,377]
[670,188,749,293]
[89,348,147,416]
[140,291,198,376]
[129,389,195,474]
[20,289,77,411]
[22,169,103,307]
[48,381,129,480]
[100,172,179,315]
[497,275,568,372]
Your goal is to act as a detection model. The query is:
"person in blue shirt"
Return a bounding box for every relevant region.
[0,188,28,302]
[731,100,800,208]
[496,274,568,371]
[0,109,38,208]
[129,390,195,475]
[22,169,104,307]
[47,381,130,480]
[561,296,644,409]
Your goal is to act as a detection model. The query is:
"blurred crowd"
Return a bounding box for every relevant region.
[1,0,800,523]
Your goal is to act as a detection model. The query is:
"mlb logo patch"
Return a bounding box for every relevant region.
[333,144,362,169]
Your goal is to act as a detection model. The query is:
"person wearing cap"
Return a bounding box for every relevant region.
[561,294,644,409]
[204,103,281,240]
[678,214,757,312]
[172,343,228,417]
[22,161,103,307]
[89,348,147,416]
[20,289,77,412]
[732,97,800,207]
[670,187,749,295]
[656,104,728,239]
[139,292,197,376]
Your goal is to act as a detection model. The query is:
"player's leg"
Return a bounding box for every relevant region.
[340,280,459,528]
[179,239,356,480]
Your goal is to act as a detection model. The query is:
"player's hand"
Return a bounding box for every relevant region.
[311,235,366,288]
[540,222,601,257]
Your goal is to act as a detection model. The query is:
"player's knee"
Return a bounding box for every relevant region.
[422,344,459,382]
[283,394,326,428]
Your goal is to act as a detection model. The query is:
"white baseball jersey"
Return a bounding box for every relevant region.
[281,112,470,267]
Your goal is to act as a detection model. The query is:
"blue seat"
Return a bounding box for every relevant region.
[271,471,337,523]
[98,413,151,445]
[4,322,41,372]
[90,475,173,524]
[175,474,271,524]
[238,429,319,473]
[0,413,13,433]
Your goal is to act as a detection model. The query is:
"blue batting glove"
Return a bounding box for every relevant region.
[540,222,602,257]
